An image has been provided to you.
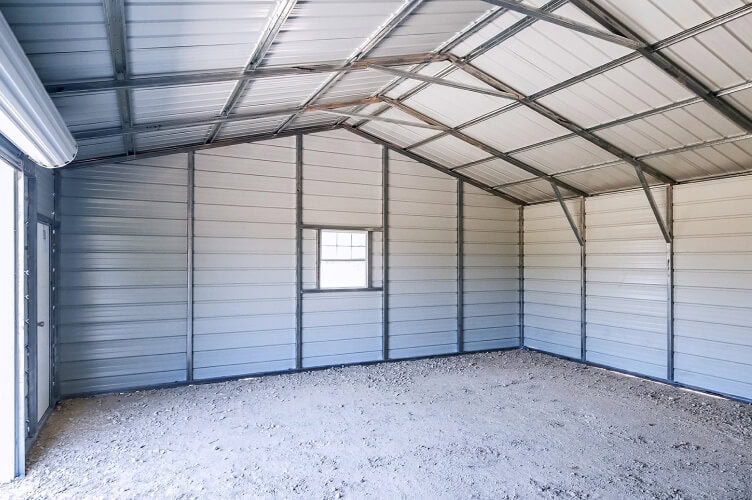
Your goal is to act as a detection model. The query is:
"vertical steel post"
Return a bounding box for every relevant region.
[367,230,373,289]
[667,185,674,381]
[580,196,587,362]
[295,135,303,369]
[25,174,37,440]
[518,205,524,347]
[382,146,389,361]
[14,168,25,477]
[186,152,195,381]
[457,180,464,353]
[51,170,61,401]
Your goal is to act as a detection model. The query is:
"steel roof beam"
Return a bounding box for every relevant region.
[275,0,428,134]
[571,0,752,134]
[381,96,588,197]
[102,0,135,155]
[480,0,643,49]
[45,52,448,96]
[368,65,521,100]
[452,58,676,185]
[317,109,446,130]
[206,0,298,144]
[343,124,526,206]
[73,96,381,140]
[552,184,584,246]
[67,124,339,169]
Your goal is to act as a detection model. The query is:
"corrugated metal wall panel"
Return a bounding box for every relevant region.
[193,139,297,380]
[523,200,582,359]
[301,131,384,367]
[585,189,668,379]
[302,130,382,227]
[463,184,519,351]
[58,155,189,395]
[388,151,457,359]
[673,176,752,400]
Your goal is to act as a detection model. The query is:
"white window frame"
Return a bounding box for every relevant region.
[316,229,370,290]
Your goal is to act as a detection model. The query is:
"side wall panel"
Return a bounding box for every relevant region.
[463,184,520,351]
[674,177,752,400]
[388,152,458,359]
[193,139,297,380]
[58,155,189,395]
[523,200,582,359]
[585,189,668,379]
[301,131,383,367]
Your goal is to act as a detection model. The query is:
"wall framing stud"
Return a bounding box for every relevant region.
[580,196,586,362]
[667,184,675,382]
[518,205,524,347]
[186,152,195,381]
[295,135,303,370]
[457,179,464,353]
[382,145,390,361]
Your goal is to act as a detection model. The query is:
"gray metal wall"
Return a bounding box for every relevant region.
[462,184,520,351]
[523,200,583,359]
[585,189,669,379]
[673,177,752,400]
[192,140,297,380]
[57,132,521,394]
[388,151,458,359]
[58,155,189,395]
[301,131,383,368]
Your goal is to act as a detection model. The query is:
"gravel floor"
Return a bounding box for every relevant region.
[2,350,751,499]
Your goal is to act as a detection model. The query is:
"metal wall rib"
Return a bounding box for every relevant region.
[58,155,189,395]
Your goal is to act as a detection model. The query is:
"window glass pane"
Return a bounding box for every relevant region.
[321,231,337,245]
[320,260,367,288]
[336,232,351,246]
[335,246,351,259]
[321,245,337,259]
[351,233,366,247]
[351,247,366,259]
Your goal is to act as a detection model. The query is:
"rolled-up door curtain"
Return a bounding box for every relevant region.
[0,11,77,168]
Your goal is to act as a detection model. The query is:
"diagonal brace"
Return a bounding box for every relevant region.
[552,183,584,246]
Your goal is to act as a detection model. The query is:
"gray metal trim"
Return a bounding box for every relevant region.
[276,0,428,133]
[382,146,389,361]
[46,53,450,95]
[382,98,589,198]
[206,0,299,143]
[367,230,373,289]
[451,59,676,185]
[302,224,383,232]
[67,124,338,168]
[552,183,584,247]
[315,228,321,290]
[580,197,586,361]
[51,171,61,402]
[518,205,524,347]
[456,179,464,353]
[302,287,383,294]
[102,0,135,155]
[342,124,526,206]
[295,134,303,370]
[633,166,672,243]
[480,0,643,49]
[186,152,194,381]
[571,0,752,134]
[24,174,38,440]
[13,168,24,477]
[368,65,519,99]
[666,184,674,382]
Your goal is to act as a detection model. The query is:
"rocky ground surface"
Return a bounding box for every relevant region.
[2,350,751,499]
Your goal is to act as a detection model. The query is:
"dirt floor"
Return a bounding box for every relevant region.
[2,350,751,499]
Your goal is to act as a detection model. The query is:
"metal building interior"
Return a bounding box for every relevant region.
[1,0,752,496]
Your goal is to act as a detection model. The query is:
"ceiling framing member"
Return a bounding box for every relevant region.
[274,0,428,134]
[378,96,588,197]
[101,0,134,155]
[205,0,299,144]
[342,124,526,206]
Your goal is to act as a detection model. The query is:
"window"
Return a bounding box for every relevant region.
[319,230,368,289]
